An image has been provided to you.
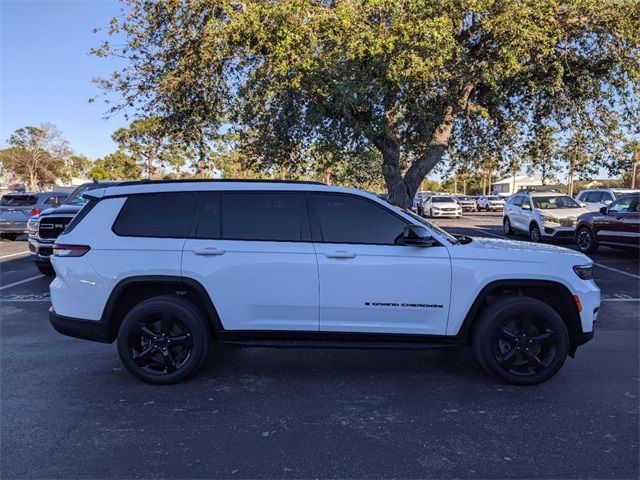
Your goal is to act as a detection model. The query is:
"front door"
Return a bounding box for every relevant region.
[182,191,319,331]
[309,193,452,335]
[598,196,640,246]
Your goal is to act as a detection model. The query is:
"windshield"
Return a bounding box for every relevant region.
[456,196,471,201]
[487,196,501,201]
[432,196,454,203]
[64,183,104,205]
[0,195,36,206]
[401,208,459,244]
[533,195,581,209]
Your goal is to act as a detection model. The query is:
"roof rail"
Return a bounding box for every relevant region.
[115,178,326,187]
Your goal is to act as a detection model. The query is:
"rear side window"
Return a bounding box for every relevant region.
[512,195,524,207]
[220,192,307,242]
[1,195,36,206]
[113,193,198,238]
[311,193,406,245]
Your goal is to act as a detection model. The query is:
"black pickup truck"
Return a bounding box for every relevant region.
[28,181,121,275]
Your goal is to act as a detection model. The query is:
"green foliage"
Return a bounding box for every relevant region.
[0,124,71,191]
[90,150,142,180]
[95,0,640,206]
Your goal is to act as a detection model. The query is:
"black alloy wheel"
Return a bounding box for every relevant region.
[473,296,569,385]
[576,226,598,253]
[117,296,210,384]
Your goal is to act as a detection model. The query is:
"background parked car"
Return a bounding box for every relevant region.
[476,196,505,211]
[452,195,477,211]
[575,188,640,212]
[28,181,121,275]
[503,191,589,243]
[0,191,67,240]
[575,193,640,253]
[423,195,462,218]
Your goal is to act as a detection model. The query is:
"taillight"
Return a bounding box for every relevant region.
[31,208,41,216]
[52,244,91,257]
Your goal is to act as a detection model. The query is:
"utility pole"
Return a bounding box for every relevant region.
[632,150,639,189]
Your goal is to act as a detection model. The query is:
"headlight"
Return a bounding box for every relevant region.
[540,214,560,224]
[573,265,593,280]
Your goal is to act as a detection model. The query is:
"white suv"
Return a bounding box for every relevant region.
[503,191,590,242]
[48,180,599,385]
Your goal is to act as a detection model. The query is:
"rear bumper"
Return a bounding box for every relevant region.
[0,222,28,233]
[48,307,113,343]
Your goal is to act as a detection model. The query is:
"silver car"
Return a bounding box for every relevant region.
[575,188,640,212]
[0,191,67,240]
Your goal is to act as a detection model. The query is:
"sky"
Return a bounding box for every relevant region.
[1,0,127,160]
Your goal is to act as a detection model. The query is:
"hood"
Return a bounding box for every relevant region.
[536,207,588,219]
[38,205,83,217]
[453,236,590,263]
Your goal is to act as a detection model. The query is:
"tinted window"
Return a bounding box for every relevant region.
[221,192,306,241]
[602,192,614,202]
[113,192,198,237]
[1,195,36,206]
[195,193,221,239]
[586,191,603,203]
[608,196,634,213]
[512,195,524,207]
[312,194,406,245]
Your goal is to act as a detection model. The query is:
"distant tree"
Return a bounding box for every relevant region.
[65,154,93,179]
[0,124,71,191]
[112,118,191,178]
[525,125,561,185]
[90,150,142,180]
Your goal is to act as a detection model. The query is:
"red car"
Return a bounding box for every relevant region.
[575,193,640,253]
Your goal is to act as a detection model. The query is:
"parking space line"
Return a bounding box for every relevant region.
[0,251,30,260]
[0,275,45,291]
[593,263,640,280]
[601,298,640,302]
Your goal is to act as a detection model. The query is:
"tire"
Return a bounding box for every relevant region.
[576,226,598,253]
[429,208,434,218]
[36,264,55,276]
[529,223,543,243]
[1,233,19,241]
[117,295,210,385]
[503,217,514,236]
[472,296,570,385]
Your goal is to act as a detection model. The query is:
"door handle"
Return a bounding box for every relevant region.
[193,248,226,256]
[325,250,357,259]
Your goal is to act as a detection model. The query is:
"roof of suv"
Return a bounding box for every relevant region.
[88,179,377,200]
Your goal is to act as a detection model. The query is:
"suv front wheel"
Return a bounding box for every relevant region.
[529,223,543,243]
[117,295,210,384]
[503,217,514,235]
[472,296,569,385]
[576,226,598,253]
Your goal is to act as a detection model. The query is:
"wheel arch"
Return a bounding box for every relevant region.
[101,275,222,342]
[457,279,583,354]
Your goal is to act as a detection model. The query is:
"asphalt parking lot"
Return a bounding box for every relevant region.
[1,216,638,479]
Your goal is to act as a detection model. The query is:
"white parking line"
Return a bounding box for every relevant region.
[601,298,640,302]
[0,251,30,260]
[593,263,640,280]
[0,275,45,291]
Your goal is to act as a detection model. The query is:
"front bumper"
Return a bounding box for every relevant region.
[431,210,462,217]
[28,238,55,265]
[49,307,113,343]
[541,226,576,238]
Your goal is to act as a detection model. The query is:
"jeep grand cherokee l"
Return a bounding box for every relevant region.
[48,180,599,385]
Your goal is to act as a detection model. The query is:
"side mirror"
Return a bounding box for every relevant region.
[603,199,612,206]
[579,202,587,208]
[403,225,435,247]
[599,206,608,214]
[522,203,531,210]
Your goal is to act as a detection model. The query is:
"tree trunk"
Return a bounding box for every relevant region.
[380,141,411,207]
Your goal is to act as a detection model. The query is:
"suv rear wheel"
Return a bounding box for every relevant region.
[472,296,569,385]
[503,217,514,235]
[117,295,210,384]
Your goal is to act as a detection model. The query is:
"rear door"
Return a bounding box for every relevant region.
[182,191,319,332]
[310,193,451,335]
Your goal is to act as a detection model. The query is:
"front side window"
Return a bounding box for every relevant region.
[586,191,603,203]
[312,194,407,245]
[608,196,634,214]
[512,195,524,207]
[221,192,306,242]
[113,192,198,238]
